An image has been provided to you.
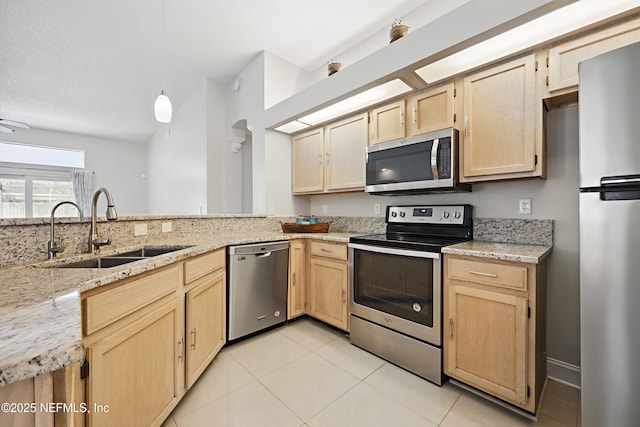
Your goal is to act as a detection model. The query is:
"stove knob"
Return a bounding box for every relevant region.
[399,211,406,218]
[454,211,461,219]
[442,211,450,219]
[391,211,397,217]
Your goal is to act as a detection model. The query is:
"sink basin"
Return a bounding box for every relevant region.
[43,245,194,268]
[52,256,146,269]
[113,245,193,258]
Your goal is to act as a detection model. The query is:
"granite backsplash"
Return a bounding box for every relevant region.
[0,215,550,268]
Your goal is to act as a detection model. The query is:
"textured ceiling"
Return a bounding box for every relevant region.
[0,0,431,142]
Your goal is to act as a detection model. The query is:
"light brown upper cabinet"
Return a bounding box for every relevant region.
[292,128,324,194]
[293,113,368,195]
[324,113,368,191]
[461,54,543,181]
[369,99,406,145]
[409,82,456,136]
[547,16,640,95]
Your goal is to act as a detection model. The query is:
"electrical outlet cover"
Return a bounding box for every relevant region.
[519,198,532,215]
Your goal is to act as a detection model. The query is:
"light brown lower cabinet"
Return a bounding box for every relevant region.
[62,248,227,427]
[85,298,182,426]
[287,239,306,319]
[307,240,349,331]
[444,254,546,413]
[0,372,55,427]
[185,268,226,389]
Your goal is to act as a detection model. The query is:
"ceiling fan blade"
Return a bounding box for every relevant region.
[0,123,16,133]
[0,119,30,129]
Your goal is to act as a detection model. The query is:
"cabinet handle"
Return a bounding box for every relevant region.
[469,270,498,278]
[191,327,197,349]
[412,106,416,124]
[400,110,404,127]
[464,116,469,137]
[178,337,185,361]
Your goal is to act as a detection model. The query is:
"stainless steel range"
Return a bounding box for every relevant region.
[349,204,472,385]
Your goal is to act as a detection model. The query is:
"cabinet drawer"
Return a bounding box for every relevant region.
[185,249,225,283]
[447,257,527,291]
[310,241,347,260]
[83,264,182,335]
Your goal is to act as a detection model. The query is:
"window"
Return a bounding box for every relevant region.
[0,174,77,218]
[0,142,85,219]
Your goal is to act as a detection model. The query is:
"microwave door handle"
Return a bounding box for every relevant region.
[431,138,439,180]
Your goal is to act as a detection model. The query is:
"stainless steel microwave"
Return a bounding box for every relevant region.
[365,127,471,195]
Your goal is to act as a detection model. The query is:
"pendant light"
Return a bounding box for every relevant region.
[154,0,172,123]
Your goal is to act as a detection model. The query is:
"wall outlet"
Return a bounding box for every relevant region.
[161,222,172,233]
[374,203,381,214]
[519,198,532,215]
[134,223,148,236]
[322,204,328,214]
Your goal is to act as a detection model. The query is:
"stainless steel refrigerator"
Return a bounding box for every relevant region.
[579,41,640,426]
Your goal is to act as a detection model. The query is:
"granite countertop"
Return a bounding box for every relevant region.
[0,231,354,387]
[442,240,552,264]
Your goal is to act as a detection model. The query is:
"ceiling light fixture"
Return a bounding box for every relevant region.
[154,0,172,123]
[0,119,30,133]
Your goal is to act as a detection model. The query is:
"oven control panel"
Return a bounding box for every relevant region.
[386,205,469,225]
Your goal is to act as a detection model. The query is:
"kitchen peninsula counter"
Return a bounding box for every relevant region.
[0,232,354,387]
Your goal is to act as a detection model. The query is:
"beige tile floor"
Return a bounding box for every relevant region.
[163,318,580,427]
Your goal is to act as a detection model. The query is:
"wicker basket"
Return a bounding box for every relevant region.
[281,222,330,233]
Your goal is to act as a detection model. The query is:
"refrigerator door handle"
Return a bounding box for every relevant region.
[601,175,640,186]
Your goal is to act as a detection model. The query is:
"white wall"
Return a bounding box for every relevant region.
[308,105,582,371]
[0,128,147,215]
[147,81,208,214]
[265,129,309,215]
[264,53,313,109]
[226,52,266,213]
[206,80,230,213]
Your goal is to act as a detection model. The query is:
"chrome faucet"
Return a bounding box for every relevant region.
[48,201,84,260]
[89,188,118,253]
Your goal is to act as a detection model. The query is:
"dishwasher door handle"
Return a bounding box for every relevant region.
[255,251,272,258]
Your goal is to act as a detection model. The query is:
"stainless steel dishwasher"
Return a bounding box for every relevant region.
[227,241,289,341]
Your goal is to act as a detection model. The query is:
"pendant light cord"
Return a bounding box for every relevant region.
[161,0,166,89]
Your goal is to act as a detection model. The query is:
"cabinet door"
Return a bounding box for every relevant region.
[548,17,640,93]
[462,55,538,179]
[185,272,226,388]
[309,257,348,331]
[409,83,455,136]
[292,128,324,194]
[288,240,306,319]
[446,284,528,406]
[86,299,181,427]
[369,100,406,145]
[325,113,368,191]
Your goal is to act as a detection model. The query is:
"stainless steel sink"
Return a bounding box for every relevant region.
[52,256,146,268]
[112,245,193,258]
[43,245,193,268]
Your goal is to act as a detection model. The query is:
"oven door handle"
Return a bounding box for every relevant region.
[348,243,441,259]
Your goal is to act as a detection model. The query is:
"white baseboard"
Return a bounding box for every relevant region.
[547,357,581,389]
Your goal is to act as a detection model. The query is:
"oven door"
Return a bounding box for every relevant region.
[349,243,442,345]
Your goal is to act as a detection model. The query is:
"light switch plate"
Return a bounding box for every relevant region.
[519,198,532,215]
